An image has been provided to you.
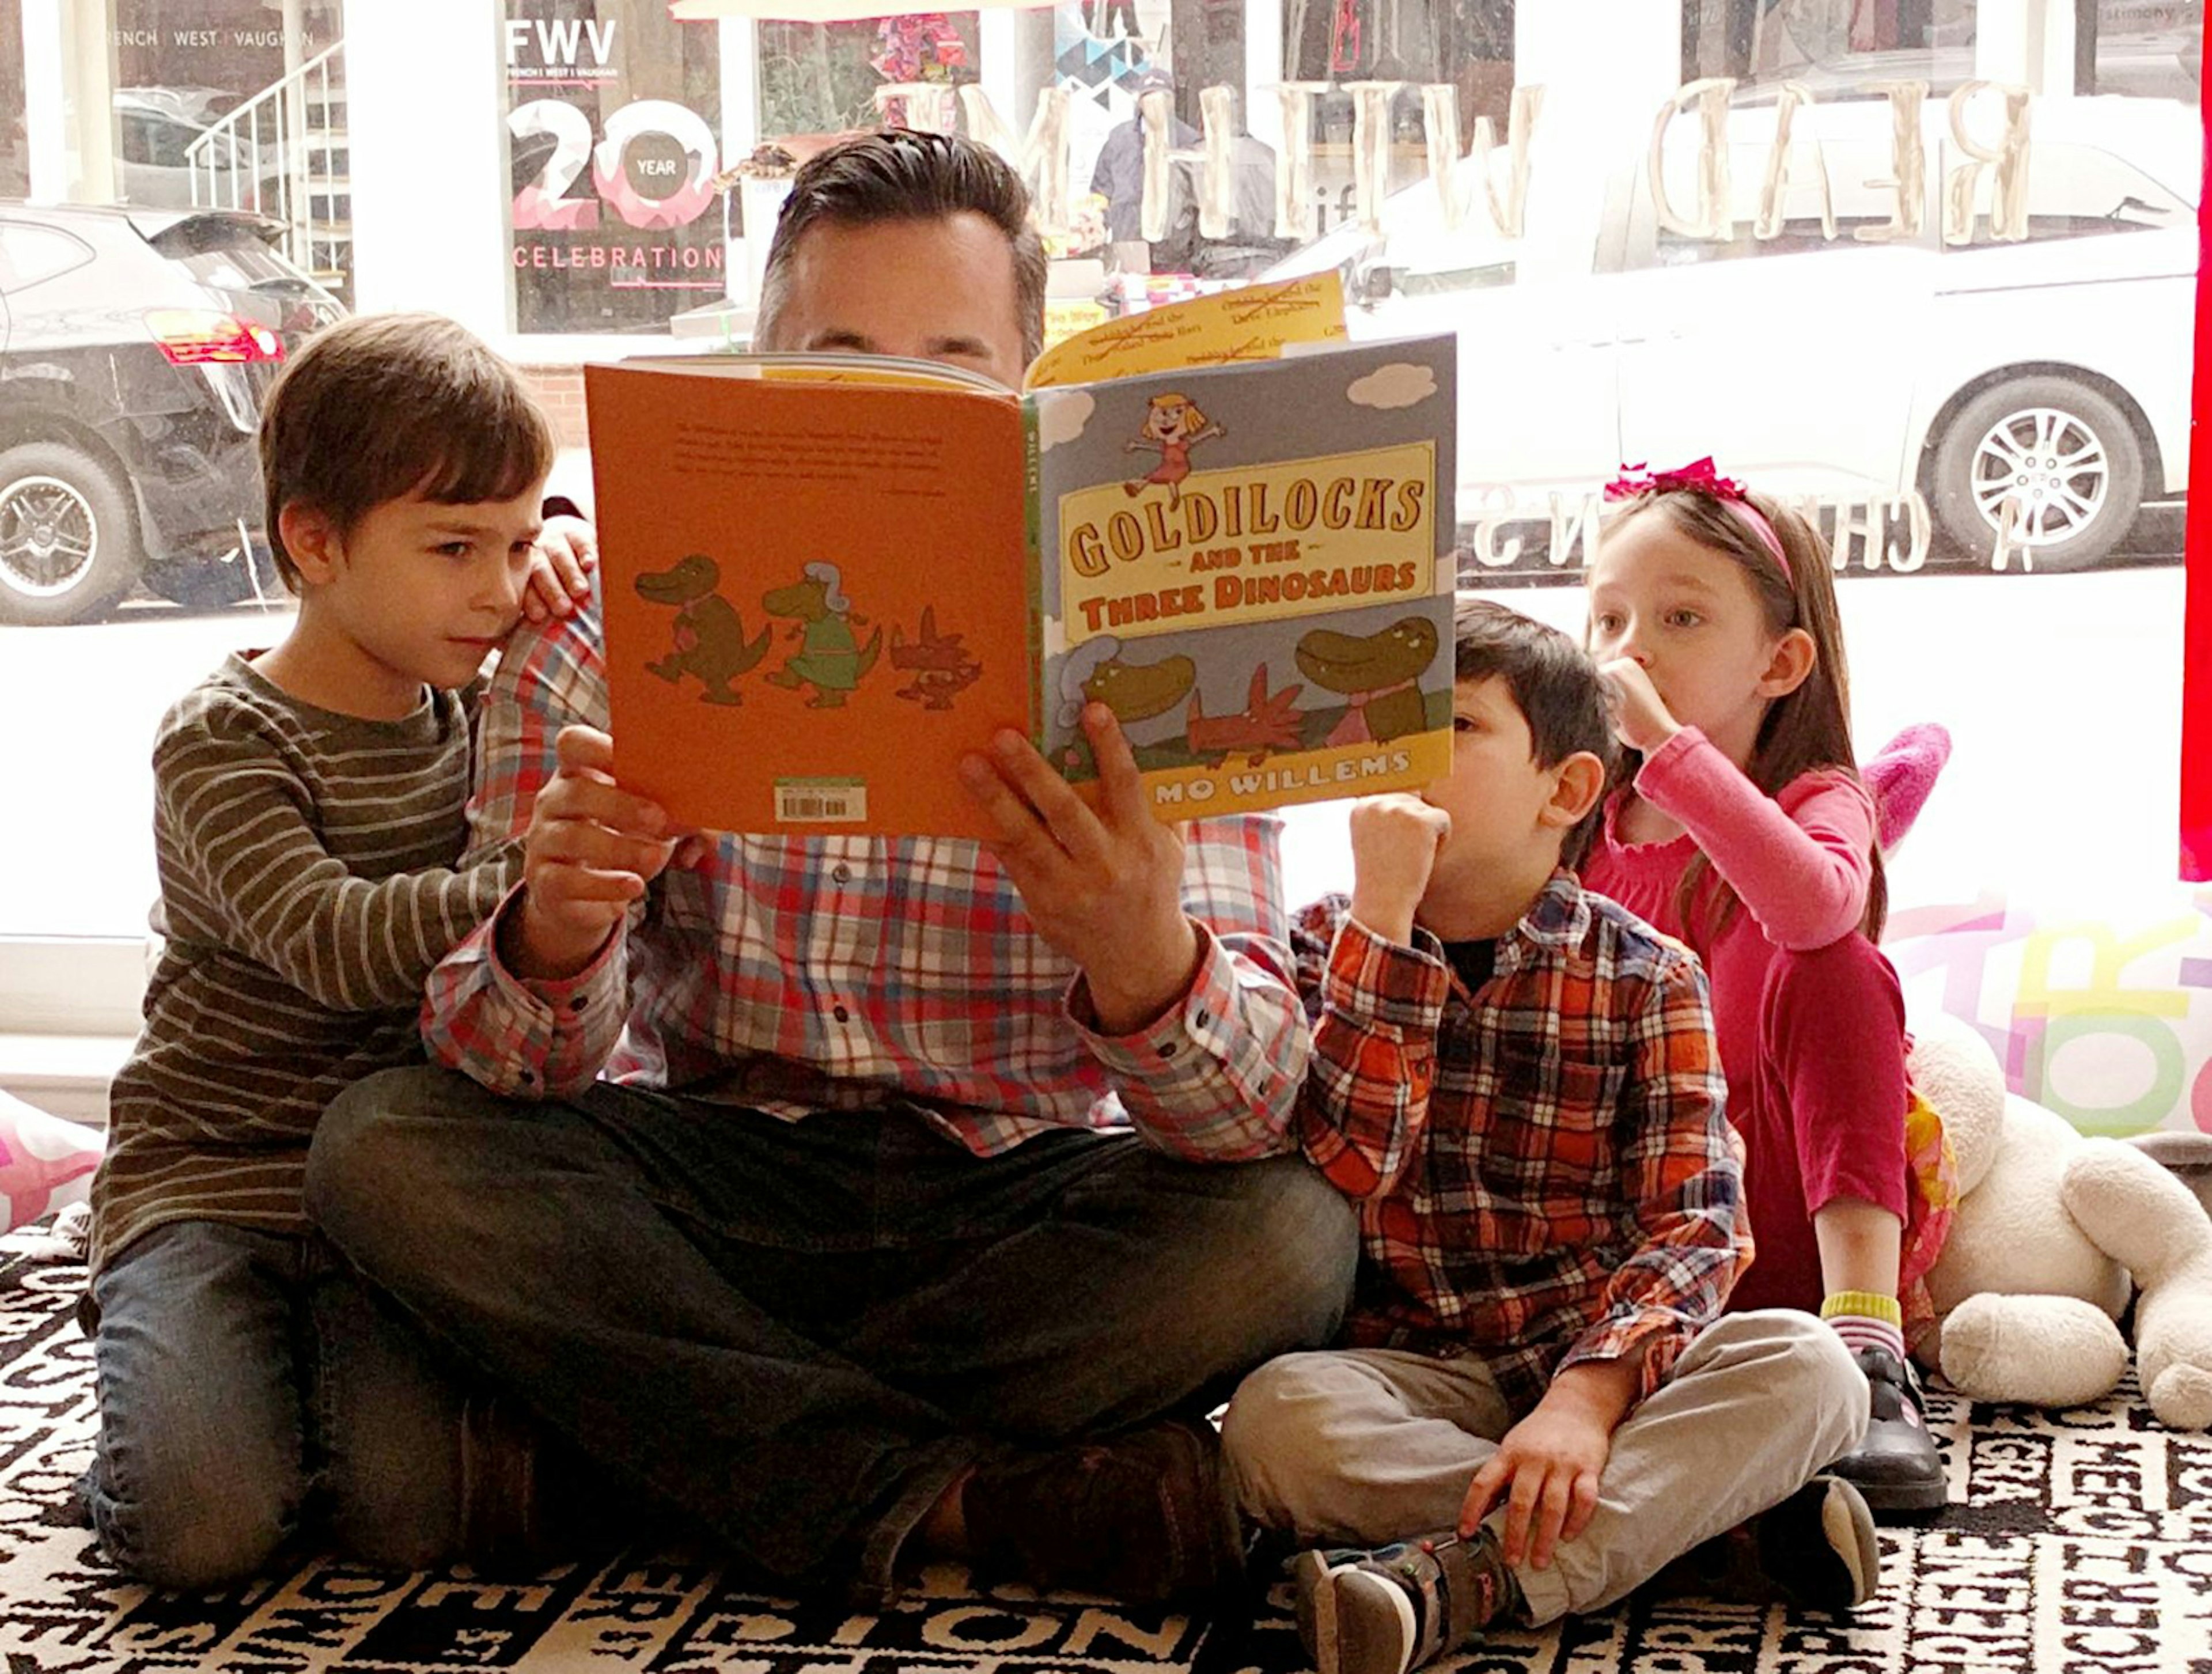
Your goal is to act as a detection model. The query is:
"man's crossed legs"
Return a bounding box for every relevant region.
[306,1066,1357,1603]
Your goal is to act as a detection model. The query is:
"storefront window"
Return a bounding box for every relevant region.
[0,0,24,196]
[1681,1,2200,100]
[505,0,724,335]
[108,1,344,249]
[0,0,2198,1010]
[760,14,982,135]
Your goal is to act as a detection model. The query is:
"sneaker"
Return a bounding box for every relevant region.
[960,1417,1244,1604]
[1830,1346,1946,1515]
[1647,1475,1880,1614]
[1289,1529,1518,1674]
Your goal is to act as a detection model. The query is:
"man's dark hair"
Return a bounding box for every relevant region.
[757,130,1048,370]
[1453,597,1617,867]
[259,312,554,592]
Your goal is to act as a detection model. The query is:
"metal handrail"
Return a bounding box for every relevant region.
[184,39,347,284]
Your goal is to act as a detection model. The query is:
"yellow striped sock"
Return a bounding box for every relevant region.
[1819,1291,1903,1328]
[1820,1291,1906,1363]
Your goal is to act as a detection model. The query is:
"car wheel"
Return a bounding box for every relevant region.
[1929,377,2146,574]
[145,543,283,611]
[0,441,143,626]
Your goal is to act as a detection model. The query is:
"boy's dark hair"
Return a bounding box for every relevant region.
[1453,596,1617,868]
[259,312,555,592]
[756,130,1048,370]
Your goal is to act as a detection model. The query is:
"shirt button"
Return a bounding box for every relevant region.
[833,1004,850,1022]
[1193,1008,1211,1029]
[518,1069,536,1086]
[832,864,851,884]
[568,997,587,1013]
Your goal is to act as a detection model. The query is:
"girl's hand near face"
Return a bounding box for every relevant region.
[1596,660,1682,756]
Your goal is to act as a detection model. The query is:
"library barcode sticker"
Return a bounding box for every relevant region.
[775,778,868,823]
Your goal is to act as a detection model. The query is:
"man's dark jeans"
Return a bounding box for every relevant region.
[305,1066,1358,1600]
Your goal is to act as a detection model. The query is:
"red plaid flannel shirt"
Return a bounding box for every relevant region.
[421,603,1309,1160]
[1291,872,1749,1415]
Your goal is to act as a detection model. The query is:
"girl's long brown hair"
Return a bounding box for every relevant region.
[1607,488,1888,945]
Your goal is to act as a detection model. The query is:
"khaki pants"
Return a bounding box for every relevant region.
[1222,1311,1868,1624]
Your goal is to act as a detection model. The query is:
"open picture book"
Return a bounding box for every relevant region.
[586,273,1457,839]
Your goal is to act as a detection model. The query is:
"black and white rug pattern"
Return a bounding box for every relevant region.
[2,1232,2207,1674]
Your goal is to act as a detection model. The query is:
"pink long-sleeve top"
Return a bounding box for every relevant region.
[1581,727,1876,956]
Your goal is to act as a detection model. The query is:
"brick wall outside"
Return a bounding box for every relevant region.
[521,365,588,449]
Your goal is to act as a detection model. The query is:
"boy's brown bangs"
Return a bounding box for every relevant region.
[408,388,557,510]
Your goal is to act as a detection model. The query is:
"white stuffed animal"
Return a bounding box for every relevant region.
[1908,1011,2212,1430]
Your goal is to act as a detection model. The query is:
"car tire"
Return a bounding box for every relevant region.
[1929,377,2146,575]
[145,544,283,611]
[0,440,143,626]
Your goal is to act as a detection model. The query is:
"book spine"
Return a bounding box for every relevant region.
[1023,397,1047,755]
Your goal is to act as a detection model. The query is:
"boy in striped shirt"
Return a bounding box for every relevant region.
[83,312,593,1588]
[1223,601,1883,1674]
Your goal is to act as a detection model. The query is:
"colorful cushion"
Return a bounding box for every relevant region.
[1886,885,2212,1138]
[0,1090,102,1234]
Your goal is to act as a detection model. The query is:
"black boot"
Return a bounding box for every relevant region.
[1830,1346,1946,1516]
[1645,1475,1880,1613]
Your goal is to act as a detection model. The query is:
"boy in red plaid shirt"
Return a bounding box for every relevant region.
[1223,601,1885,1674]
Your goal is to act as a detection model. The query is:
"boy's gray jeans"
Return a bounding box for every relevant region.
[306,1065,1359,1603]
[1222,1312,1872,1622]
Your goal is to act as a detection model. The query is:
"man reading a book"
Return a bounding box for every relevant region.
[305,129,1356,1607]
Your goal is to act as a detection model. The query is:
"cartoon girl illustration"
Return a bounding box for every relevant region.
[1123,392,1224,508]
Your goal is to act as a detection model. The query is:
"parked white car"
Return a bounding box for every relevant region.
[114,90,279,214]
[1266,89,2198,571]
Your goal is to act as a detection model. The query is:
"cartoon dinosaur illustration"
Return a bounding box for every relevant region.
[889,607,983,711]
[633,553,771,706]
[1054,637,1198,779]
[1295,615,1441,745]
[760,562,882,709]
[1185,664,1306,768]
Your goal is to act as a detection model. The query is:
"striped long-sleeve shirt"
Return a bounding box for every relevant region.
[421,599,1309,1161]
[1291,872,1749,1417]
[89,655,518,1274]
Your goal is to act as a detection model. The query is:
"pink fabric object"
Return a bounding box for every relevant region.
[1861,723,1953,854]
[0,1089,103,1233]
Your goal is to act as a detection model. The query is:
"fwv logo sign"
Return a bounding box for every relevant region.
[506,16,619,85]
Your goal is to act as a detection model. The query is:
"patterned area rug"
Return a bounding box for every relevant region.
[3,1230,2207,1674]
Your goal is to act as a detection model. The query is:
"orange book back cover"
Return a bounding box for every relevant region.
[588,363,1035,838]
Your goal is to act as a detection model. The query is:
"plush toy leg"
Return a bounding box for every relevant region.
[2063,1139,2212,1431]
[1938,1293,2130,1409]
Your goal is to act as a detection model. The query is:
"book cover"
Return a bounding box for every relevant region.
[586,279,1456,838]
[1032,334,1456,822]
[589,365,1032,838]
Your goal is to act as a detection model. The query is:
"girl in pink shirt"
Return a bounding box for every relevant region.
[1577,462,1950,1519]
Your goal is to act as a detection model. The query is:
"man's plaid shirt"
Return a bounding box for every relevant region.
[1291,872,1749,1415]
[421,600,1310,1161]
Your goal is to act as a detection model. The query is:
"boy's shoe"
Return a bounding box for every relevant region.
[960,1417,1244,1604]
[1646,1475,1880,1614]
[1831,1346,1947,1515]
[1289,1529,1520,1674]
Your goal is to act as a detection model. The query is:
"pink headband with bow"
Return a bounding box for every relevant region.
[1604,458,1791,580]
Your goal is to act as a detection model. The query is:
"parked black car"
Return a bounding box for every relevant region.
[0,203,344,626]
